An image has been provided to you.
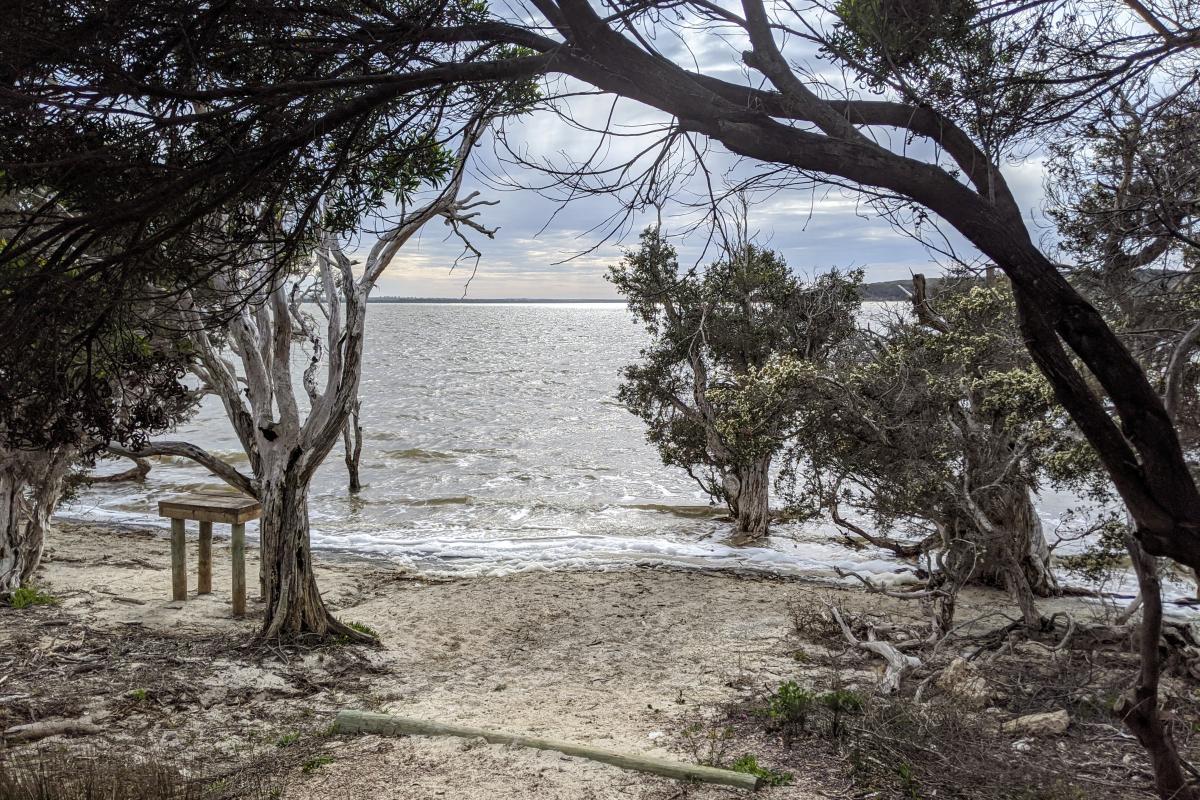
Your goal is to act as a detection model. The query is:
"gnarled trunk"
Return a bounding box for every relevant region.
[957,466,1058,627]
[256,468,364,641]
[0,448,73,596]
[976,483,1057,593]
[724,456,772,546]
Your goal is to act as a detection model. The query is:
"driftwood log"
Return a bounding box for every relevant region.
[332,710,760,790]
[3,717,103,742]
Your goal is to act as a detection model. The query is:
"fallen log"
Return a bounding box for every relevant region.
[3,717,103,743]
[332,710,760,790]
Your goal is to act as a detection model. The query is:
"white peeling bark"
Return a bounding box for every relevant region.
[0,447,73,596]
[147,118,495,641]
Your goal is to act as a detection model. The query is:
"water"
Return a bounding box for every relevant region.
[62,302,1166,596]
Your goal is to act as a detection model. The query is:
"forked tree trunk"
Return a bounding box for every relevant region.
[725,456,772,546]
[0,448,73,596]
[256,468,369,641]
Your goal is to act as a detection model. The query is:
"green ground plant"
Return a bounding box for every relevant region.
[730,754,793,787]
[7,585,57,609]
[300,756,333,774]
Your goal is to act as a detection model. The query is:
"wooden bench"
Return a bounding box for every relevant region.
[158,493,261,616]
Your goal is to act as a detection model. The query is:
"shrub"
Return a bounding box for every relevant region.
[680,721,736,767]
[818,688,863,738]
[275,732,300,748]
[765,681,816,743]
[337,620,379,643]
[7,586,57,609]
[301,756,333,774]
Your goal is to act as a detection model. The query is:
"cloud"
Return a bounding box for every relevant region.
[352,23,1054,299]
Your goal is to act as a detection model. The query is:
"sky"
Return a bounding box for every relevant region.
[364,17,1059,300]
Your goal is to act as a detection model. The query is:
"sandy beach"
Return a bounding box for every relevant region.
[0,520,1166,799]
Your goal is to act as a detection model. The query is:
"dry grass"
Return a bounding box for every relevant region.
[0,748,284,800]
[674,600,1200,800]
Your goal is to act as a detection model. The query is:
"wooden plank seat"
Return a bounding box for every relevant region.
[157,492,261,616]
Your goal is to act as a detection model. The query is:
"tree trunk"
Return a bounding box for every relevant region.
[1120,535,1197,800]
[725,456,771,546]
[954,476,1057,628]
[256,467,369,642]
[0,448,73,596]
[342,400,363,494]
[976,484,1058,594]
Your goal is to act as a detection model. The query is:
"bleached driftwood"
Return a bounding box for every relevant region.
[332,710,760,790]
[3,717,103,742]
[828,605,922,694]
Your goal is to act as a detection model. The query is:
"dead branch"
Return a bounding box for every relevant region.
[828,604,922,694]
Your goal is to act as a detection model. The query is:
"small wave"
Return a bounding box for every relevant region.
[622,502,726,518]
[405,495,473,507]
[381,448,459,461]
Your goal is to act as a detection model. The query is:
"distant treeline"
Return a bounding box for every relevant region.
[859,278,933,301]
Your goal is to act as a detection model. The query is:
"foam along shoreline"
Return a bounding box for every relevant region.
[56,509,922,582]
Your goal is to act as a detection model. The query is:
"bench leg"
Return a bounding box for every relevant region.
[197,521,213,594]
[231,522,246,617]
[170,519,187,601]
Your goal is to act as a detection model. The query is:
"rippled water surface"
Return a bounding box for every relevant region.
[65,302,1123,586]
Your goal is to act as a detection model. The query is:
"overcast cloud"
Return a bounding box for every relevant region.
[365,21,1057,300]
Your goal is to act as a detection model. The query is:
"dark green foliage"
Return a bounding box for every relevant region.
[827,0,1055,150]
[831,0,976,72]
[1044,84,1200,450]
[275,732,301,748]
[337,620,381,644]
[300,756,333,774]
[765,681,815,742]
[818,688,864,739]
[781,278,1072,616]
[608,226,861,505]
[0,0,536,451]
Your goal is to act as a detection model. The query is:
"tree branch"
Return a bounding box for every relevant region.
[107,443,257,498]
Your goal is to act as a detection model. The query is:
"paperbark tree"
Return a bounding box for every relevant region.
[610,227,860,545]
[115,124,496,641]
[0,447,74,597]
[342,402,365,494]
[784,280,1069,631]
[0,182,197,599]
[1042,80,1200,797]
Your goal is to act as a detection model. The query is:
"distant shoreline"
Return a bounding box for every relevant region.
[367,297,626,304]
[369,280,919,304]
